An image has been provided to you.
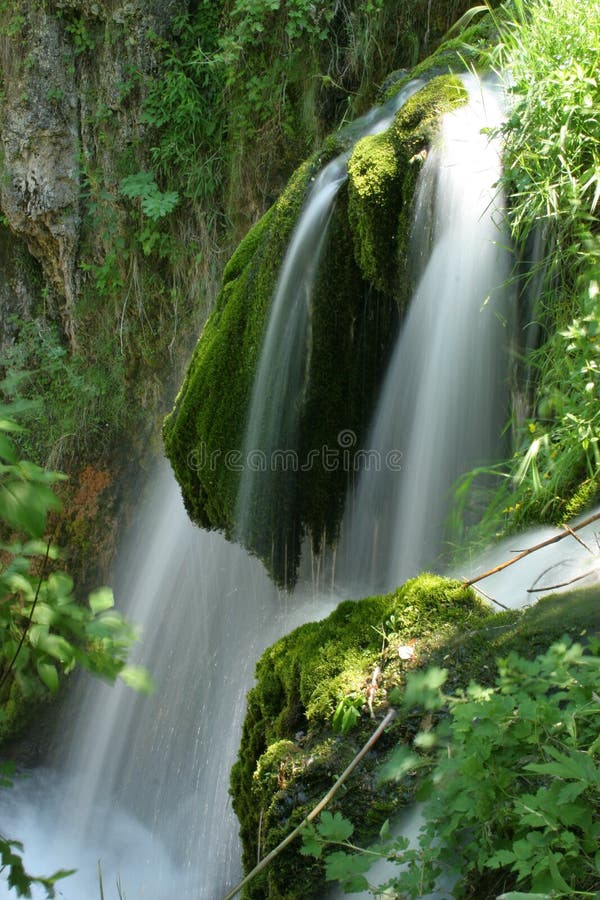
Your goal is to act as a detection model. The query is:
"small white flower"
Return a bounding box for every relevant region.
[398,645,415,660]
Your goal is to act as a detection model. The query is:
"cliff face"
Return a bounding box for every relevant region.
[0,0,183,347]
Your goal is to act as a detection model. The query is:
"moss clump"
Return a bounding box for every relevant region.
[231,579,600,899]
[162,160,313,537]
[347,75,468,303]
[230,574,492,898]
[164,75,468,585]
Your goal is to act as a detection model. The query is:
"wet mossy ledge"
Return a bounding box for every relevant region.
[163,75,467,586]
[229,578,600,899]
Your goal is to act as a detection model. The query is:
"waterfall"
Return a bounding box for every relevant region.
[4,73,598,900]
[1,462,339,899]
[338,76,514,595]
[235,79,423,551]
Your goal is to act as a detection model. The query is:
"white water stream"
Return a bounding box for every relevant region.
[338,76,513,595]
[3,76,599,900]
[236,79,423,544]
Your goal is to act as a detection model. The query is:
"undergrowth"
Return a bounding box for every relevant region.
[457,0,600,542]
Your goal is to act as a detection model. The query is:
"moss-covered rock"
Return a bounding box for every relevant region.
[230,580,600,899]
[163,75,471,585]
[347,74,467,302]
[230,574,492,898]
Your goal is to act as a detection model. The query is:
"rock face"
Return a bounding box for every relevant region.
[0,0,183,346]
[1,7,80,341]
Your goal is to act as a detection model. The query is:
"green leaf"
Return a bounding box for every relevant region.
[119,170,157,199]
[47,572,74,599]
[119,665,155,694]
[403,668,448,710]
[37,661,59,693]
[89,587,115,614]
[300,825,323,859]
[486,848,517,869]
[379,819,392,841]
[141,190,179,221]
[0,433,17,463]
[324,850,372,886]
[0,480,61,537]
[497,894,552,899]
[317,811,354,843]
[35,632,75,664]
[377,745,422,784]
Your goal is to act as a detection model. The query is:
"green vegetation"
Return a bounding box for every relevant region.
[1,316,127,468]
[303,632,600,898]
[348,74,467,301]
[164,76,468,586]
[229,574,493,897]
[233,579,600,899]
[459,0,600,542]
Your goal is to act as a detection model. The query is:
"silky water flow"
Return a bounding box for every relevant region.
[4,76,600,900]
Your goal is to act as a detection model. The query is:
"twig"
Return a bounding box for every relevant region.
[367,665,381,719]
[562,523,594,555]
[526,568,597,593]
[472,584,511,611]
[222,708,397,900]
[463,510,600,587]
[257,809,263,866]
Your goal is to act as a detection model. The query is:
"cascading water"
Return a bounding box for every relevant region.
[339,76,513,596]
[2,463,338,899]
[4,72,598,900]
[236,79,423,554]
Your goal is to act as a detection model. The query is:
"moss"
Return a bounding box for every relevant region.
[163,159,315,539]
[164,76,468,585]
[231,579,600,898]
[230,574,491,897]
[347,75,468,303]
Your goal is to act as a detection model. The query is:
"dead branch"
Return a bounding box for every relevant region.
[221,708,397,900]
[367,665,381,719]
[472,584,511,611]
[526,568,597,593]
[463,510,600,588]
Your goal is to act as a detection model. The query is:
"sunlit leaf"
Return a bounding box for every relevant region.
[37,661,59,694]
[119,665,155,694]
[89,587,115,614]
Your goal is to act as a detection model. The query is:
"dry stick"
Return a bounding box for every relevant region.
[472,583,511,611]
[527,569,597,593]
[222,708,397,900]
[562,523,594,555]
[463,510,600,587]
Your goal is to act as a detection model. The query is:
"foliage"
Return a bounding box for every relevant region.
[0,317,127,468]
[302,636,600,898]
[465,0,600,537]
[0,402,152,897]
[119,171,179,223]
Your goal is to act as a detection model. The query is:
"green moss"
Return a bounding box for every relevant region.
[164,76,467,585]
[347,75,468,303]
[231,579,600,899]
[163,159,314,537]
[230,574,491,896]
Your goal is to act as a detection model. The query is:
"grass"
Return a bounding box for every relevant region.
[457,0,600,541]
